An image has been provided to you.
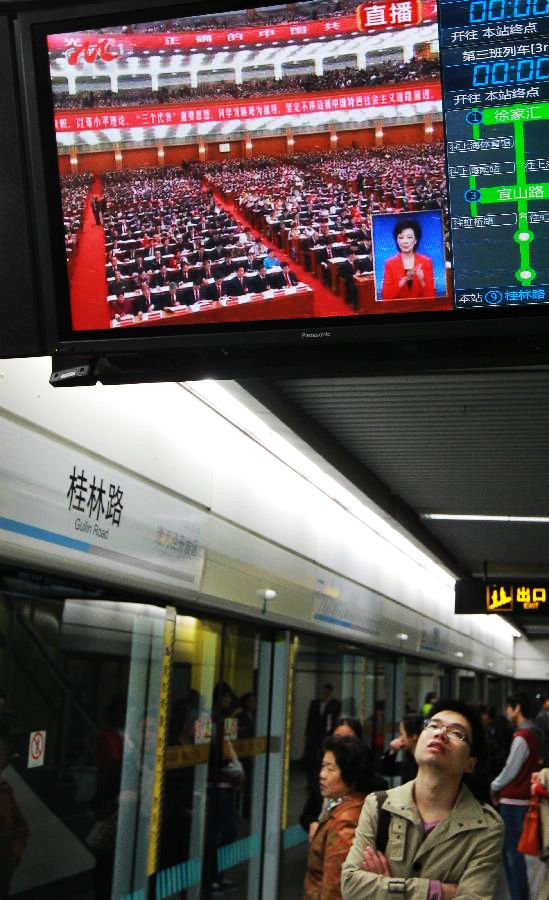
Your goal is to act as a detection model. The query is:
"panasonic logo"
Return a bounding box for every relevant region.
[301,331,332,339]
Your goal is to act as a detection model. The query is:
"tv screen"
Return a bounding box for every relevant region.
[16,0,549,357]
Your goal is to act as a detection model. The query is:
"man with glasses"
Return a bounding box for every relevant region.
[342,700,503,898]
[490,691,541,900]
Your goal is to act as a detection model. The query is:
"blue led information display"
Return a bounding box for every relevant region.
[469,0,549,22]
[440,0,549,307]
[472,57,549,85]
[440,0,549,28]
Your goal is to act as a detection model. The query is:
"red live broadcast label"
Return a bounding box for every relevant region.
[356,0,437,31]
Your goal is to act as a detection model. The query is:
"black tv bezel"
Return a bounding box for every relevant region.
[14,0,549,361]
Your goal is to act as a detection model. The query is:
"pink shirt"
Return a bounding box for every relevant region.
[423,821,443,900]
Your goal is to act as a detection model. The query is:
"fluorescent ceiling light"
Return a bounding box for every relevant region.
[423,514,549,523]
[184,380,456,587]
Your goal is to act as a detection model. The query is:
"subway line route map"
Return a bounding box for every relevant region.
[439,0,549,307]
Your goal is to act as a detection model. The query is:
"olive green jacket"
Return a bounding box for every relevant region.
[341,780,503,899]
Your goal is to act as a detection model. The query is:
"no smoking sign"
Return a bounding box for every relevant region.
[28,730,46,768]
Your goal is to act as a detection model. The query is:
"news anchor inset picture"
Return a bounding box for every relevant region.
[372,211,446,302]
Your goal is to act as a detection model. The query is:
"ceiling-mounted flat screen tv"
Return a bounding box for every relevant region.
[12,0,549,367]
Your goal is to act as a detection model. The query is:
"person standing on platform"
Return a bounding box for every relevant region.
[421,692,437,718]
[0,735,28,899]
[536,693,549,767]
[303,736,377,900]
[491,691,541,900]
[301,717,387,842]
[530,767,549,898]
[342,700,504,899]
[378,713,422,786]
[304,684,341,790]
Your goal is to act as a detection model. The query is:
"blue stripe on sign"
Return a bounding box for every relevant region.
[313,612,353,629]
[283,823,308,850]
[156,858,202,899]
[0,516,90,553]
[314,612,380,637]
[217,833,260,872]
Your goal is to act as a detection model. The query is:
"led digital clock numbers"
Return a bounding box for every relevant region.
[469,0,549,22]
[473,55,549,84]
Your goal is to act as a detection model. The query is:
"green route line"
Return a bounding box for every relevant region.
[469,121,480,218]
[466,103,544,286]
[513,119,534,284]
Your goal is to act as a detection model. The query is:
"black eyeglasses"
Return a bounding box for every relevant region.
[423,718,472,747]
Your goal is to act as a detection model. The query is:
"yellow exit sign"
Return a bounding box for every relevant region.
[486,584,547,613]
[456,579,549,615]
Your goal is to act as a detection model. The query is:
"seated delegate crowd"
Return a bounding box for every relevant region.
[64,143,448,322]
[84,167,306,322]
[198,144,449,300]
[52,58,440,110]
[300,691,549,899]
[198,144,446,213]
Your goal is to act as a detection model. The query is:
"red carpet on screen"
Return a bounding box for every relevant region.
[69,176,110,331]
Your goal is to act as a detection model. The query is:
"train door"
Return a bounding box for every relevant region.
[0,570,171,900]
[403,657,443,714]
[153,616,275,900]
[278,634,393,899]
[0,570,278,900]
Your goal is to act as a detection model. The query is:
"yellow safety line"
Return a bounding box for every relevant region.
[147,608,176,877]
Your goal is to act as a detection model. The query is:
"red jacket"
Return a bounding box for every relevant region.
[381,252,435,300]
[500,726,541,801]
[303,792,365,899]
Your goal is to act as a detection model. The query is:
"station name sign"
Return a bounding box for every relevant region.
[455,578,549,614]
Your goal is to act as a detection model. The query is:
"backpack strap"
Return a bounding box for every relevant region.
[375,790,391,854]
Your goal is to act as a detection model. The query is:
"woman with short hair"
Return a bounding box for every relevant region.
[380,219,435,300]
[303,736,379,899]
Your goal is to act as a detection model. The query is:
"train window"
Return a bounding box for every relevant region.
[0,569,278,899]
[158,617,273,898]
[0,570,171,899]
[279,633,395,898]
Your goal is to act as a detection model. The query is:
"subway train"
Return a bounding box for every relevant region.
[0,357,517,899]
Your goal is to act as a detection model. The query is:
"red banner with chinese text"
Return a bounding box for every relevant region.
[54,81,441,134]
[47,2,438,60]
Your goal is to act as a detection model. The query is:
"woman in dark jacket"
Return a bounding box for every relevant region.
[301,718,386,839]
[378,713,422,785]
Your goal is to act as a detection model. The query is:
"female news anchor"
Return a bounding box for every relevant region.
[380,219,435,300]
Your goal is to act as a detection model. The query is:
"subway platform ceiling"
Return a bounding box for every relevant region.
[237,368,549,640]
